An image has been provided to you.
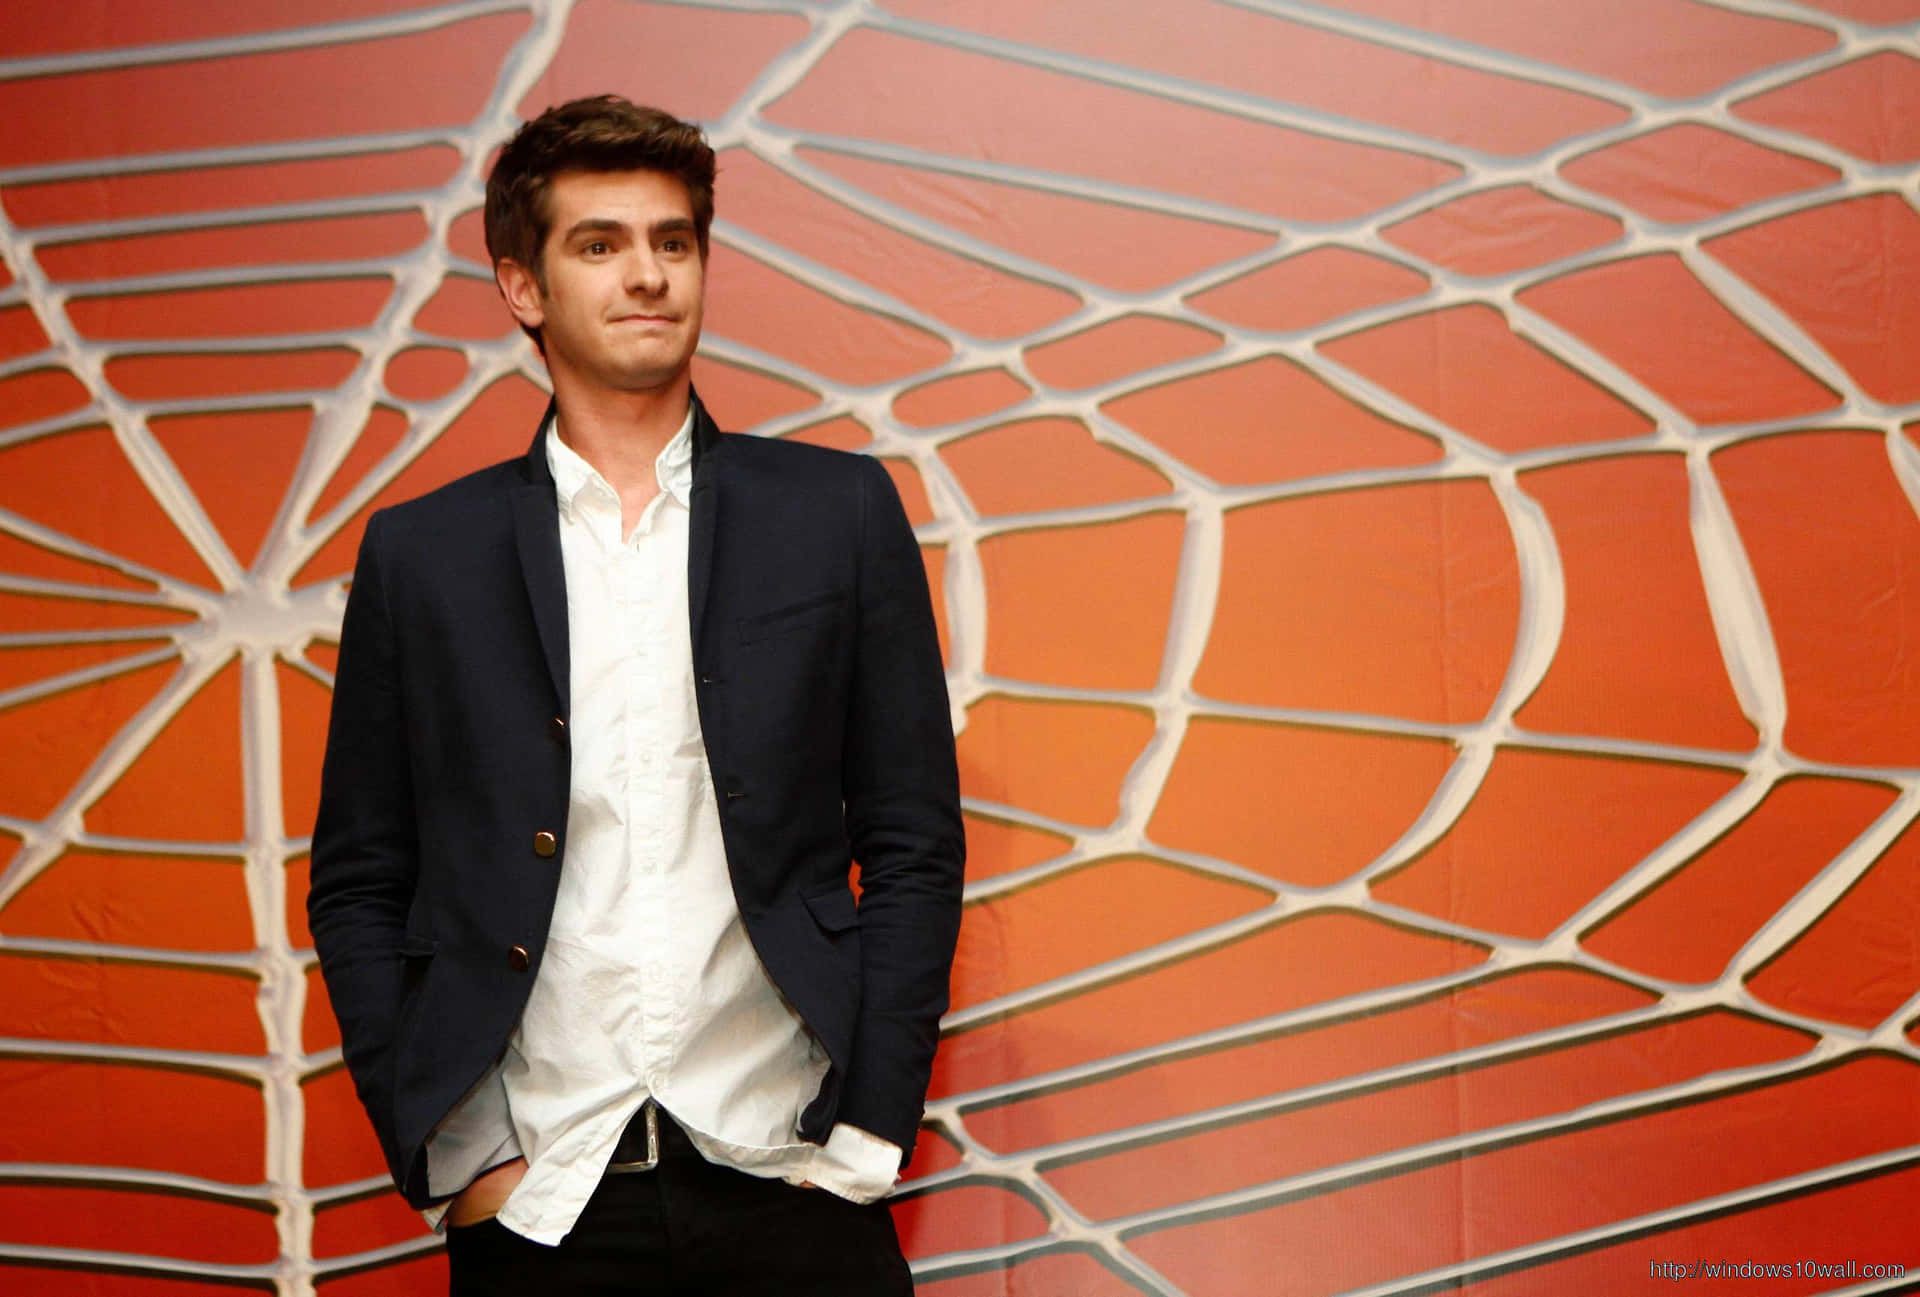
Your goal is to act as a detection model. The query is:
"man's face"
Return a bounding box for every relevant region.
[496,168,705,398]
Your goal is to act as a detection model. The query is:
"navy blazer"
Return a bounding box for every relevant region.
[307,394,964,1206]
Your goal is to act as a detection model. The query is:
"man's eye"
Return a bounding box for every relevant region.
[584,240,610,255]
[660,238,686,254]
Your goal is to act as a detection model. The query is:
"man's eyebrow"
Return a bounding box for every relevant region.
[561,217,629,241]
[560,216,695,242]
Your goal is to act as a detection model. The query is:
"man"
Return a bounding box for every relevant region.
[307,96,963,1294]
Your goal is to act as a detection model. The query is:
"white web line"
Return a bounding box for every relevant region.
[0,0,1916,1293]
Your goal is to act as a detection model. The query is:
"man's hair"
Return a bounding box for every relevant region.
[485,96,716,343]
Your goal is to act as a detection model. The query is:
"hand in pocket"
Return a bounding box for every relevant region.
[447,1157,528,1227]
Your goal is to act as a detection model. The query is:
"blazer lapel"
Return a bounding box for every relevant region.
[687,390,724,659]
[513,401,570,715]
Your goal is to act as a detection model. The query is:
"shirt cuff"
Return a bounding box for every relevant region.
[793,1123,902,1204]
[418,1061,522,1233]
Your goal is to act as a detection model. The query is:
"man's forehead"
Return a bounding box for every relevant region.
[543,168,694,232]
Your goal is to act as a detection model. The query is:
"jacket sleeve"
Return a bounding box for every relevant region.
[837,455,965,1162]
[306,509,419,1186]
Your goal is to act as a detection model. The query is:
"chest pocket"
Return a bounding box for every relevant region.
[737,588,847,644]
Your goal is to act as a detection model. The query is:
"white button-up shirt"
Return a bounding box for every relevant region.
[422,410,898,1244]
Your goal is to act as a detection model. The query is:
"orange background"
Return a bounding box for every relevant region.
[3,2,1920,1293]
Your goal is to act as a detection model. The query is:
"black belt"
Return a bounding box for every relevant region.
[606,1098,696,1174]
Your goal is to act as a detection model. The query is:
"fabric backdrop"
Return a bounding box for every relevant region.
[2,1,1919,1293]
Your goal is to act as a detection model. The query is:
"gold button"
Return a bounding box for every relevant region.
[548,716,567,743]
[508,944,530,973]
[533,831,558,858]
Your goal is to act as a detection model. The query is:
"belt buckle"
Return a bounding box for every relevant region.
[606,1099,660,1174]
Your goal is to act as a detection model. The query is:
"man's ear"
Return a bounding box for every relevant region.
[495,258,546,332]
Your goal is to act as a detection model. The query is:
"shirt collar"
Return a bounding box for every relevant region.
[545,404,696,518]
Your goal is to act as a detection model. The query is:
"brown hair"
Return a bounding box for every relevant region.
[485,96,716,342]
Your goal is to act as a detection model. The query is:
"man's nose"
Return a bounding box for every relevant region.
[624,247,667,295]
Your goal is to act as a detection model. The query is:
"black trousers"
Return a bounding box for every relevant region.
[443,1115,914,1296]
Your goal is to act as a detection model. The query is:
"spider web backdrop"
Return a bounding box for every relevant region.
[1,1,1919,1294]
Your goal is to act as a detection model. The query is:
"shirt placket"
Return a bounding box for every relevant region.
[626,495,678,1085]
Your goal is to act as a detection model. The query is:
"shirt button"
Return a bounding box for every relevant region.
[508,944,531,973]
[533,831,558,858]
[548,716,567,743]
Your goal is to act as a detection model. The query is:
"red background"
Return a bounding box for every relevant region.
[3,1,1920,1293]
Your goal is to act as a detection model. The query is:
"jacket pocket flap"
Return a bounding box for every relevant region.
[801,886,859,933]
[738,589,847,644]
[397,934,439,959]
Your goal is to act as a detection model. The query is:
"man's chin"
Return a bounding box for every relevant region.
[603,359,696,396]
[547,349,695,397]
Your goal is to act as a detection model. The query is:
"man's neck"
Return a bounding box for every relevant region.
[551,375,690,500]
